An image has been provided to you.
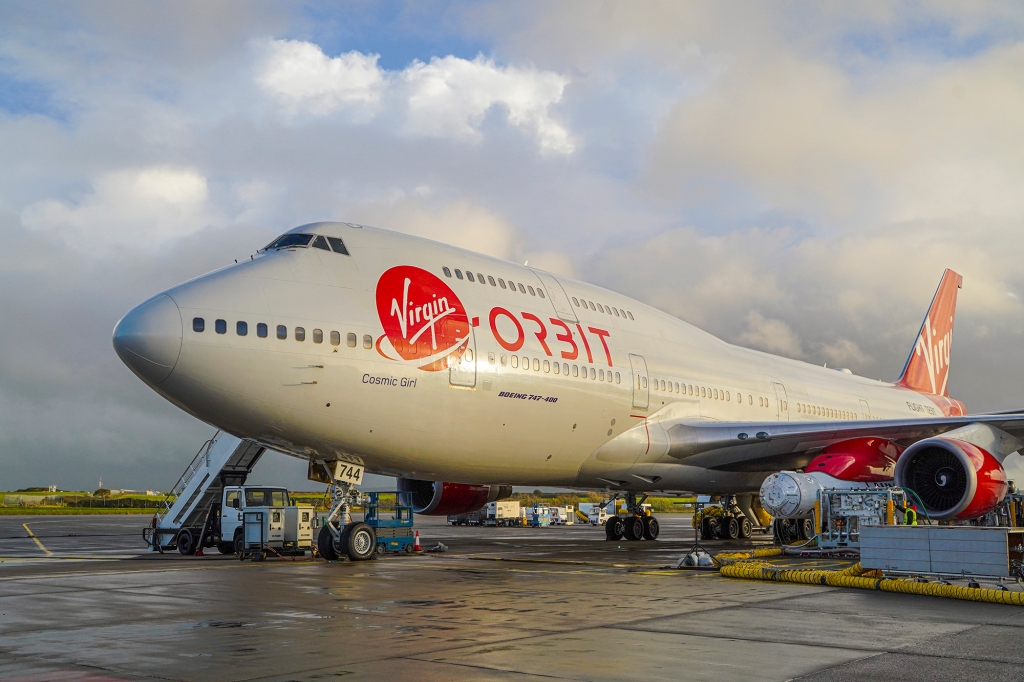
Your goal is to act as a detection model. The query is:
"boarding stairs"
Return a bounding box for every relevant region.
[150,431,266,550]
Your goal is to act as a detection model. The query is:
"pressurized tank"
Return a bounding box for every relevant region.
[759,471,871,519]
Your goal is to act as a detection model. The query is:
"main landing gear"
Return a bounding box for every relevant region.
[316,463,376,562]
[604,494,660,542]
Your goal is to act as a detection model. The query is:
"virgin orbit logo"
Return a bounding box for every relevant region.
[375,266,469,371]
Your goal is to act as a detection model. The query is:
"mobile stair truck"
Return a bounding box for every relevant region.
[144,431,312,556]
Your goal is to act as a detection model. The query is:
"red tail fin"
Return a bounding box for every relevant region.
[896,269,962,397]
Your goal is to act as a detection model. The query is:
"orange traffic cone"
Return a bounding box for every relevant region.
[412,530,423,553]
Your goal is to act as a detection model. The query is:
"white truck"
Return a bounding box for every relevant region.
[486,500,521,526]
[550,505,575,525]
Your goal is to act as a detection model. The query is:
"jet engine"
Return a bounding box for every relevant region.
[397,479,513,516]
[893,438,1008,521]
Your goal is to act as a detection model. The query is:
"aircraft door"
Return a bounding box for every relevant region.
[859,398,872,420]
[629,354,649,409]
[530,269,578,323]
[773,382,789,421]
[449,327,477,388]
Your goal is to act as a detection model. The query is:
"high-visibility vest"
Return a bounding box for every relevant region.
[905,508,918,525]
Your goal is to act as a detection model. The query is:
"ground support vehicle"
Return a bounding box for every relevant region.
[364,492,415,554]
[550,505,575,525]
[239,504,314,560]
[528,504,552,527]
[447,509,487,525]
[604,494,660,541]
[486,500,521,526]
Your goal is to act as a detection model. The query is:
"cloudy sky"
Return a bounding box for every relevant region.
[3,2,1024,492]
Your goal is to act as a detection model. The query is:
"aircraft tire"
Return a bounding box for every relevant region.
[623,516,645,541]
[799,517,814,540]
[725,516,740,540]
[642,516,660,540]
[342,522,376,562]
[605,516,624,541]
[317,525,339,561]
[739,517,753,539]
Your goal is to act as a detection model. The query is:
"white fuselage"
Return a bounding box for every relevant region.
[115,222,958,494]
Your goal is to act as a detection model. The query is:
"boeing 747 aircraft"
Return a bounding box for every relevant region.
[114,222,1024,560]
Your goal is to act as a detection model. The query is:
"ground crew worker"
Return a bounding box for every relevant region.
[905,504,918,525]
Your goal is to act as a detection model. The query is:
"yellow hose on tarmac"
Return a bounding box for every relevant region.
[720,561,1024,606]
[714,548,784,565]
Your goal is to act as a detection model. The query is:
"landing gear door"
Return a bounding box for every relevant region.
[530,268,578,323]
[773,382,789,421]
[449,327,477,388]
[629,354,649,409]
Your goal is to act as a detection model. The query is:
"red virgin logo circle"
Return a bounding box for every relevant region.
[375,266,469,371]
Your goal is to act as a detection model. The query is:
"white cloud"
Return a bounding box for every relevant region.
[400,55,574,153]
[21,166,221,253]
[257,39,386,118]
[255,40,574,154]
[737,311,803,358]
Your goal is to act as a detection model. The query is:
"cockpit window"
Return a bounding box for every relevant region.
[311,235,330,251]
[263,233,314,250]
[327,237,349,255]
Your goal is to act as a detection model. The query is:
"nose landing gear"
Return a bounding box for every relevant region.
[317,460,376,562]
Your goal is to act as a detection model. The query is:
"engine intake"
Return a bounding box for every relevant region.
[397,478,512,516]
[893,438,1008,520]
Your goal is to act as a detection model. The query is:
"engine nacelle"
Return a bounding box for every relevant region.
[760,471,873,519]
[397,478,513,516]
[805,437,902,482]
[894,438,1008,521]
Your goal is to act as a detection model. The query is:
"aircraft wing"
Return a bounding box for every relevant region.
[660,413,1024,472]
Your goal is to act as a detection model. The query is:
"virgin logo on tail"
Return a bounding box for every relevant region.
[375,266,469,371]
[898,269,961,398]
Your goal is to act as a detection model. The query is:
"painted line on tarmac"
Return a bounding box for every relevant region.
[21,523,52,556]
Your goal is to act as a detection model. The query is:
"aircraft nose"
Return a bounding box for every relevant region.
[112,294,183,385]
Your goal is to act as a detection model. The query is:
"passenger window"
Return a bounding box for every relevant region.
[488,276,496,286]
[590,367,596,379]
[312,235,330,251]
[277,325,287,340]
[347,333,356,347]
[528,286,536,296]
[597,303,604,313]
[748,395,753,405]
[363,334,372,349]
[467,271,475,282]
[523,355,529,368]
[518,284,527,294]
[237,321,248,336]
[532,358,539,371]
[726,391,731,401]
[295,327,305,342]
[553,362,560,374]
[330,331,340,345]
[508,280,516,291]
[455,269,463,280]
[713,388,718,399]
[477,273,486,284]
[606,305,611,315]
[538,289,545,298]
[599,369,605,381]
[613,308,620,317]
[326,237,349,255]
[498,279,507,289]
[511,356,518,368]
[313,329,323,344]
[627,311,634,320]
[573,297,580,306]
[257,323,268,338]
[589,301,596,311]
[215,319,226,334]
[572,365,579,377]
[543,360,550,373]
[501,355,507,366]
[701,387,706,397]
[615,372,620,383]
[443,267,452,277]
[193,317,204,332]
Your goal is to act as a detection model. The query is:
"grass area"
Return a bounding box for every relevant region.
[0,507,160,515]
[510,492,695,513]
